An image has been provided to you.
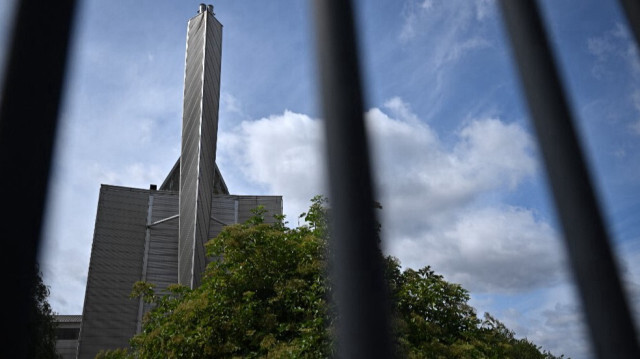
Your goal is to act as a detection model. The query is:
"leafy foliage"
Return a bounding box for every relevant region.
[98,197,565,359]
[27,264,61,359]
[385,258,564,358]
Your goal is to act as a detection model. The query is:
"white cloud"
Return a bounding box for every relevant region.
[220,98,562,294]
[400,0,494,47]
[536,301,592,358]
[221,92,243,115]
[368,100,560,293]
[426,206,562,292]
[588,23,640,79]
[87,162,167,188]
[617,240,640,325]
[447,37,491,62]
[630,90,640,135]
[396,1,495,120]
[631,120,640,136]
[515,297,591,358]
[587,35,616,60]
[41,244,90,315]
[218,110,326,225]
[474,0,494,21]
[470,282,592,358]
[384,96,422,124]
[588,24,640,138]
[366,100,537,224]
[421,0,434,10]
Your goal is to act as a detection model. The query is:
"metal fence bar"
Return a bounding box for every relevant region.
[498,1,640,358]
[618,0,640,48]
[311,0,393,357]
[0,0,78,357]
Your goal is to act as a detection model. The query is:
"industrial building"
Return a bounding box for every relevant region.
[55,5,283,358]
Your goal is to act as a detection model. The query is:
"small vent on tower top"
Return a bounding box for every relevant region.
[198,4,206,14]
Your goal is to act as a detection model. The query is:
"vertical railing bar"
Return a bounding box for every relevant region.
[618,0,640,49]
[311,0,393,357]
[0,0,78,357]
[498,1,640,358]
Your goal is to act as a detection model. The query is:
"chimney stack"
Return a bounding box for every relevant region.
[179,4,223,288]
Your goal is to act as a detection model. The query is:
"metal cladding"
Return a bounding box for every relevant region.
[178,7,223,288]
[77,186,149,359]
[207,195,284,246]
[145,191,180,289]
[54,315,82,359]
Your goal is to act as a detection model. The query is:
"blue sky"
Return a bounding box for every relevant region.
[2,1,638,357]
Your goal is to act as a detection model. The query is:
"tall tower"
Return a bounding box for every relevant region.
[179,4,223,288]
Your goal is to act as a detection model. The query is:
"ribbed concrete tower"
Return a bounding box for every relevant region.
[179,3,223,288]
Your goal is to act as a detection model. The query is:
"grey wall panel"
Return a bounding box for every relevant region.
[204,195,283,267]
[77,186,149,359]
[210,195,237,226]
[55,315,82,359]
[56,340,79,359]
[206,195,236,264]
[147,191,179,292]
[236,195,283,223]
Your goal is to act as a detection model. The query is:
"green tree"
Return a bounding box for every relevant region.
[385,258,564,358]
[27,264,61,359]
[99,197,565,359]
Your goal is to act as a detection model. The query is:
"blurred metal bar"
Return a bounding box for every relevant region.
[0,0,78,357]
[619,0,640,49]
[311,0,393,357]
[498,1,640,358]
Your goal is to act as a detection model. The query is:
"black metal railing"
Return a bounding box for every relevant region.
[313,1,393,357]
[0,0,78,357]
[2,0,639,357]
[497,3,639,358]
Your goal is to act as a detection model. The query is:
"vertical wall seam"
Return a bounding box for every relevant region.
[137,193,154,333]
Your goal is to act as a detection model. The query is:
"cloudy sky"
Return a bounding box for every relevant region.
[3,0,638,357]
